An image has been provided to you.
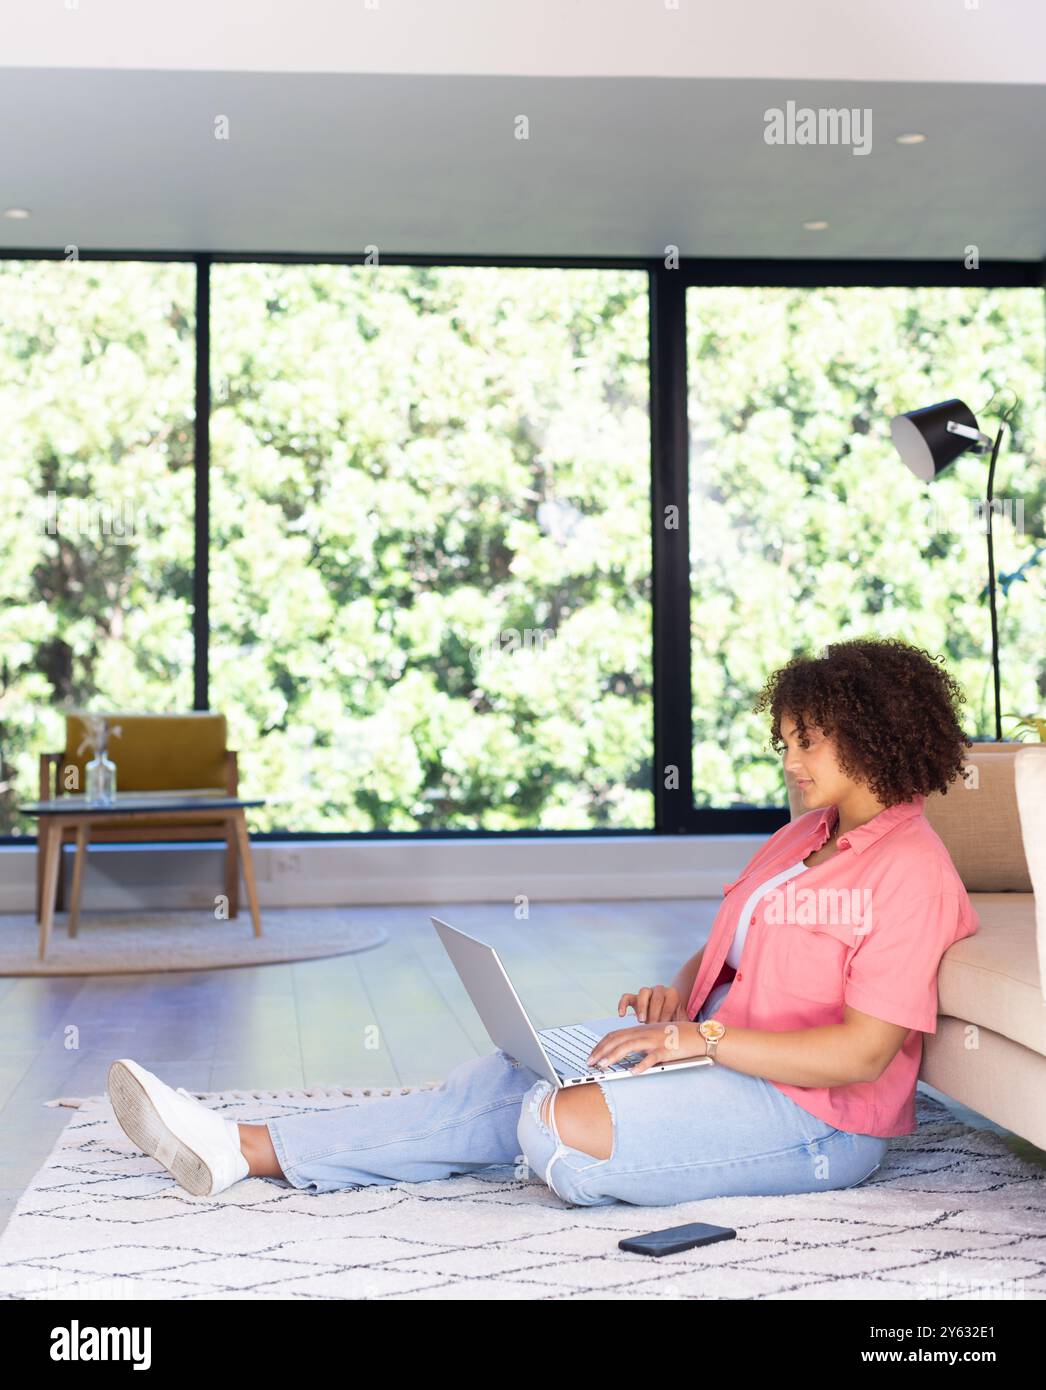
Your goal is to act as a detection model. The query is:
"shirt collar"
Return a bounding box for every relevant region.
[810,795,926,856]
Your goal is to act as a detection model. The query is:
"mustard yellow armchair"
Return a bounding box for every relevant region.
[38,711,241,921]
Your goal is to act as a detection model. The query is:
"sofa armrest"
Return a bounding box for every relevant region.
[1014,745,1046,1005]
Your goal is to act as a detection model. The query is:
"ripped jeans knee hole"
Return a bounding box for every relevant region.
[523,1081,613,1205]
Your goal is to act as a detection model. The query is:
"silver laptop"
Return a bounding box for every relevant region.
[432,917,714,1088]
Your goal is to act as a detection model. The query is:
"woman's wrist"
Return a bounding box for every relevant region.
[670,950,704,1005]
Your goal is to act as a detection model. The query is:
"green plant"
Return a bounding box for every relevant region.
[1003,713,1046,741]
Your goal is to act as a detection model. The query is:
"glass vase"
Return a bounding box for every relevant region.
[86,754,117,805]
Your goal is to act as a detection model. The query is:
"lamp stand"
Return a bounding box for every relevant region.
[983,425,1005,742]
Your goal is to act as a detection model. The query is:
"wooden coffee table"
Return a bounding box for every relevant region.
[19,794,267,961]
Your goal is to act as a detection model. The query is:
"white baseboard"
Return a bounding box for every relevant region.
[0,835,765,913]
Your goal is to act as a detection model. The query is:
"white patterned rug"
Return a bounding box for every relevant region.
[0,908,387,975]
[0,1088,1043,1300]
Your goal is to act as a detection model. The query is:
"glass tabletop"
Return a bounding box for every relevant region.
[19,792,266,816]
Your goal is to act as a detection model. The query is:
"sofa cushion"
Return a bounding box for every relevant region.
[938,893,1045,1054]
[923,745,1032,893]
[1015,745,1046,1004]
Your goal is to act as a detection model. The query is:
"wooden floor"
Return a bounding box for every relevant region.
[1,898,1042,1237]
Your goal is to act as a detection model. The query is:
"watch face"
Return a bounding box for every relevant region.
[700,1021,726,1041]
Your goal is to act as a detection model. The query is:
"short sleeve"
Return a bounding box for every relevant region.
[843,891,970,1035]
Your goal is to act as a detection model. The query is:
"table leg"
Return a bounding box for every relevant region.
[36,826,45,924]
[68,821,90,938]
[55,834,67,913]
[39,820,62,961]
[224,819,239,919]
[232,809,262,937]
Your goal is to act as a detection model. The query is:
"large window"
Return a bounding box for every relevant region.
[687,285,1046,809]
[209,264,653,832]
[3,258,1044,839]
[0,259,196,836]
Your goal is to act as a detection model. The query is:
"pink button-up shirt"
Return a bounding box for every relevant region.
[686,796,979,1137]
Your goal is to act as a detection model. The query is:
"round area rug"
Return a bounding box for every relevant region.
[0,908,388,976]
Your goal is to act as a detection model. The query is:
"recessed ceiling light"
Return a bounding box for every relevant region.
[802,220,829,231]
[3,207,31,219]
[896,133,927,145]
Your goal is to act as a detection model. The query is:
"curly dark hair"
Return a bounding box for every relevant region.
[753,637,972,805]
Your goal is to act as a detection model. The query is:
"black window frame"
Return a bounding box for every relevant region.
[2,247,1043,844]
[668,257,1045,834]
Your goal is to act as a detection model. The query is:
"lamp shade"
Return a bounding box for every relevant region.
[889,398,980,482]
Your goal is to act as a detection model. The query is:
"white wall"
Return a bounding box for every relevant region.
[0,834,765,914]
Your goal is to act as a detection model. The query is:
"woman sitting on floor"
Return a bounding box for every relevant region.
[107,636,978,1207]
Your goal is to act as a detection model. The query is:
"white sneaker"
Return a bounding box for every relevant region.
[107,1058,250,1197]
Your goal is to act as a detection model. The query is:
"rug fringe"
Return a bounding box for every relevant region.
[45,1082,443,1108]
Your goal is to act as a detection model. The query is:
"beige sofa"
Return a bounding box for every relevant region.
[786,742,1046,1152]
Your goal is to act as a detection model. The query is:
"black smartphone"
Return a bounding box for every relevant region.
[618,1221,736,1257]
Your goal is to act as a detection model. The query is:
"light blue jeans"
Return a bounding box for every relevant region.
[266,983,889,1207]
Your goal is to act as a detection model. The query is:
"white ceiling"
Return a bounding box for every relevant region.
[1,2,1044,261]
[4,0,1046,83]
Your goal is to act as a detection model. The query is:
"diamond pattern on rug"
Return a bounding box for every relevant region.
[0,1087,1043,1300]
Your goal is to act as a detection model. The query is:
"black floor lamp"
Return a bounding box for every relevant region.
[889,395,1016,743]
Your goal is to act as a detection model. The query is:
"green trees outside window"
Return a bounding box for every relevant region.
[2,263,1042,835]
[209,265,652,831]
[688,286,1046,808]
[0,260,196,834]
[1,262,652,834]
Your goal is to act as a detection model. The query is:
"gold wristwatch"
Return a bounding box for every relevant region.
[697,1018,726,1063]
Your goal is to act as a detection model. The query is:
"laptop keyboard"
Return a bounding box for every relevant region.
[540,1025,644,1076]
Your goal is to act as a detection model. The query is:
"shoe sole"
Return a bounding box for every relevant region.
[107,1059,215,1197]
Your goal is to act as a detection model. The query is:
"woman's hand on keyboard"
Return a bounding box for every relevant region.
[587,1020,706,1074]
[618,985,688,1024]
